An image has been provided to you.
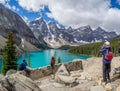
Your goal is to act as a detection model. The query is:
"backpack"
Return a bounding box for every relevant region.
[105,52,113,61]
[51,59,56,63]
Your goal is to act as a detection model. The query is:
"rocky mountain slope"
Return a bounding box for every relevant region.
[29,18,117,48]
[0,4,40,51]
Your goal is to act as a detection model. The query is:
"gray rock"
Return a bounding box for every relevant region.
[78,75,86,80]
[78,80,89,84]
[71,81,97,91]
[116,86,120,91]
[6,69,17,76]
[57,75,75,84]
[0,84,8,91]
[0,74,4,81]
[0,73,41,91]
[53,82,63,88]
[110,68,116,77]
[55,64,69,76]
[90,86,105,91]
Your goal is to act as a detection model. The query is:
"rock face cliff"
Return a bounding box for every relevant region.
[0,4,40,51]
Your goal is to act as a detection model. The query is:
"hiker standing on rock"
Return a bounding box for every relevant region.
[100,41,113,83]
[51,56,56,74]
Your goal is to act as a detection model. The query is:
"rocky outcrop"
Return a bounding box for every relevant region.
[90,86,105,91]
[55,64,69,76]
[116,86,120,91]
[0,84,8,91]
[55,75,75,86]
[55,64,75,86]
[0,73,41,91]
[26,60,83,80]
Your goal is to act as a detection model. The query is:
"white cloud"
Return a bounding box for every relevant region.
[18,0,120,34]
[46,13,54,19]
[102,8,120,34]
[11,5,19,11]
[5,3,19,12]
[18,0,46,12]
[0,0,19,12]
[0,0,5,3]
[22,16,30,25]
[0,0,9,4]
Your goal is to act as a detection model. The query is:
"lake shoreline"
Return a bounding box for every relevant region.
[0,49,89,70]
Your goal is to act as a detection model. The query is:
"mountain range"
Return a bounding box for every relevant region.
[29,18,117,48]
[0,3,118,50]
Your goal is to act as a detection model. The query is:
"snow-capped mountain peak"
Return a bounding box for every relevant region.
[29,18,117,48]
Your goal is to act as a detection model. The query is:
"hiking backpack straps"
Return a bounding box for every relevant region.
[105,51,113,61]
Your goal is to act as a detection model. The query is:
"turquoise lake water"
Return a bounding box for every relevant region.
[0,49,89,69]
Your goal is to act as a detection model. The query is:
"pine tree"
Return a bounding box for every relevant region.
[54,51,56,59]
[2,32,18,75]
[28,53,31,67]
[57,56,61,64]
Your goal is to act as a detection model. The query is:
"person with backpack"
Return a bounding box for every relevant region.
[19,59,30,76]
[100,41,113,83]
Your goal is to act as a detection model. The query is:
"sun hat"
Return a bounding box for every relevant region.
[105,40,110,45]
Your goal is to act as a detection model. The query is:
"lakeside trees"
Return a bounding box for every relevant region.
[69,36,120,57]
[28,53,31,67]
[57,56,61,64]
[2,32,18,75]
[69,42,102,57]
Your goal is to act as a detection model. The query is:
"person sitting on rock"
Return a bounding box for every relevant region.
[19,59,30,76]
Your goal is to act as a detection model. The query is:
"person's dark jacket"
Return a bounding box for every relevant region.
[19,62,27,70]
[100,45,111,64]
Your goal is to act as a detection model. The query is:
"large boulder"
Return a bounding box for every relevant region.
[0,73,41,91]
[55,75,76,87]
[0,74,4,81]
[116,86,120,91]
[55,64,69,76]
[57,75,75,84]
[90,86,105,91]
[0,84,8,91]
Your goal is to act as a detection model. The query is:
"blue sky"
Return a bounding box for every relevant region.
[111,0,120,9]
[0,0,59,24]
[5,0,53,22]
[1,0,120,34]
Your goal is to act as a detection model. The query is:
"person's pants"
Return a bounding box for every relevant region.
[103,62,111,82]
[24,68,31,76]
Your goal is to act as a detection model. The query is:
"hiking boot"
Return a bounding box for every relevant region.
[107,79,111,83]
